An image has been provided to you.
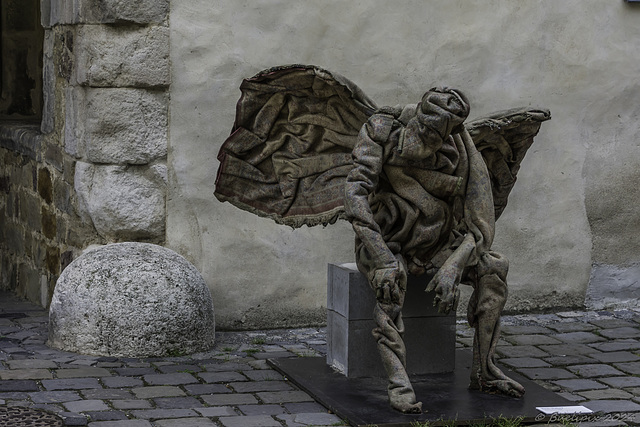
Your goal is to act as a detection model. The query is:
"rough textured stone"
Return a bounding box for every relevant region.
[583,400,640,413]
[143,373,198,386]
[155,418,216,427]
[218,415,281,427]
[132,386,186,400]
[567,364,625,378]
[47,0,168,25]
[129,409,198,420]
[587,264,640,310]
[276,413,343,426]
[48,243,215,357]
[83,88,167,165]
[552,379,608,392]
[63,399,109,412]
[256,391,314,404]
[200,394,258,406]
[74,163,166,241]
[75,25,169,87]
[83,0,169,24]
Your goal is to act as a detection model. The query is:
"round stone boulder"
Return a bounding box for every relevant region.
[48,242,215,357]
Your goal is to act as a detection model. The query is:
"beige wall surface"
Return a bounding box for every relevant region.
[169,1,640,329]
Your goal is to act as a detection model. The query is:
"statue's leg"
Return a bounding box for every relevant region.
[371,257,422,414]
[468,252,525,397]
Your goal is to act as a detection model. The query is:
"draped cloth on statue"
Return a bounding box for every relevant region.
[214,64,550,233]
[214,65,377,228]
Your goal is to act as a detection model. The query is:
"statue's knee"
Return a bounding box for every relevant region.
[478,251,509,281]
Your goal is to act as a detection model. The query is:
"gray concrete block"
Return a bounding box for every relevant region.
[588,339,640,352]
[255,390,314,404]
[500,357,551,368]
[155,418,217,427]
[543,355,598,366]
[153,397,203,409]
[6,359,57,369]
[598,327,640,340]
[583,399,640,413]
[597,376,640,388]
[129,409,198,420]
[552,379,608,392]
[219,415,281,427]
[327,263,455,378]
[110,399,153,410]
[56,368,112,378]
[228,381,292,393]
[238,404,286,416]
[197,371,246,384]
[63,399,109,412]
[29,390,81,403]
[80,389,132,400]
[83,411,127,421]
[194,407,236,417]
[613,361,640,375]
[327,263,441,319]
[182,384,230,395]
[142,373,198,386]
[587,351,639,363]
[88,420,152,427]
[567,364,625,378]
[276,412,344,426]
[504,334,563,346]
[518,367,577,380]
[539,343,603,356]
[101,377,143,389]
[200,393,258,406]
[579,389,633,400]
[553,331,606,344]
[132,386,185,399]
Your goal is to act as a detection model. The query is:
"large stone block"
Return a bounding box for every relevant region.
[74,162,166,241]
[327,263,456,378]
[48,242,216,357]
[46,0,168,25]
[75,24,169,88]
[65,87,168,164]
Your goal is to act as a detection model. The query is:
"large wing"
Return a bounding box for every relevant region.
[465,108,551,220]
[214,65,377,228]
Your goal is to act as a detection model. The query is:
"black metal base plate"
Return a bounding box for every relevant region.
[269,350,569,426]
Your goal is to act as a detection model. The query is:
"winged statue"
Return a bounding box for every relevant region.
[214,65,551,413]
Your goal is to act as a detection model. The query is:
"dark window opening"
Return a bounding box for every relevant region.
[0,0,44,120]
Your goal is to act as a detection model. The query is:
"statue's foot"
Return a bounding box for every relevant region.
[390,397,423,414]
[388,388,423,413]
[472,377,525,398]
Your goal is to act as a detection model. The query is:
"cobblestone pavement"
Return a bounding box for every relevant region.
[2,290,640,426]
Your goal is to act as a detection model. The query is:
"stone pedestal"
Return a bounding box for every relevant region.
[327,263,455,378]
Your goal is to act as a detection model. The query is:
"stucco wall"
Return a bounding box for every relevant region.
[169,1,640,329]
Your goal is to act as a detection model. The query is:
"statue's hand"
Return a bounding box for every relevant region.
[371,267,402,305]
[425,263,461,314]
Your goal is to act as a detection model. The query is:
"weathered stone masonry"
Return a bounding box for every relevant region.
[0,0,171,306]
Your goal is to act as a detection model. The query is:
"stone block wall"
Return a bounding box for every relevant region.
[0,0,171,307]
[0,123,98,305]
[44,0,171,244]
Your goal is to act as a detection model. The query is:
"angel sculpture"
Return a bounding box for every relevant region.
[214,65,550,413]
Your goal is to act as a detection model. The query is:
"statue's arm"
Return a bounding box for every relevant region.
[345,115,399,288]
